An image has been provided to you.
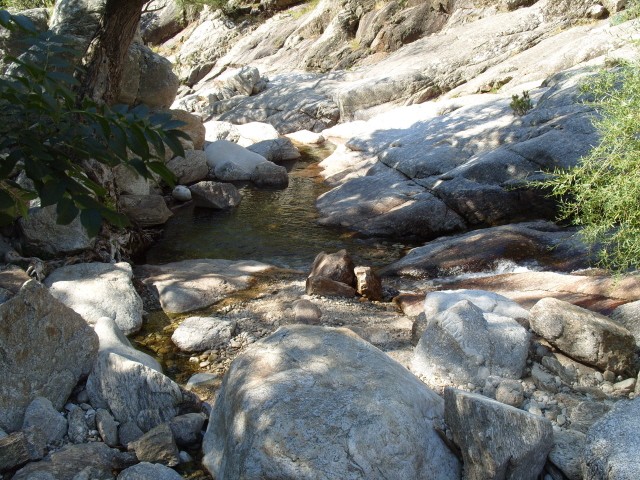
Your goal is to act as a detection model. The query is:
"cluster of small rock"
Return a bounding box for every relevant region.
[0,281,208,479]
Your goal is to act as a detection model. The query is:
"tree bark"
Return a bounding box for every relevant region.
[80,0,146,105]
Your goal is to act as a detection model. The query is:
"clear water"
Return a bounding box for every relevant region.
[144,147,409,270]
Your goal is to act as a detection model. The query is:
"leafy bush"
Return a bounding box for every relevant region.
[509,90,533,116]
[611,0,640,25]
[0,10,187,236]
[539,62,640,271]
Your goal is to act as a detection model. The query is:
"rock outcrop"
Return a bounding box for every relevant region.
[203,325,461,479]
[0,281,98,432]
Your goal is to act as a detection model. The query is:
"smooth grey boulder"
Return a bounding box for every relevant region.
[93,316,162,372]
[235,121,279,146]
[119,194,173,227]
[171,316,236,352]
[582,398,640,479]
[136,259,273,314]
[423,289,530,325]
[18,205,92,258]
[169,413,206,447]
[166,150,209,185]
[610,299,640,347]
[86,352,185,434]
[292,298,322,324]
[188,181,242,209]
[44,262,144,335]
[172,185,192,202]
[12,442,136,480]
[0,281,98,432]
[22,398,67,455]
[412,300,530,389]
[203,325,461,479]
[250,161,289,188]
[530,298,635,374]
[205,139,267,181]
[129,424,180,467]
[444,388,553,480]
[550,427,585,480]
[247,138,301,163]
[117,462,184,480]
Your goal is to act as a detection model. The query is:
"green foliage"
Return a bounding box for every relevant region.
[176,0,231,13]
[0,11,187,237]
[0,0,55,10]
[509,90,533,116]
[538,62,640,271]
[611,0,640,25]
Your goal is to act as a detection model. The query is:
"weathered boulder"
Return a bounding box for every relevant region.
[550,427,585,480]
[203,325,461,479]
[12,442,136,480]
[170,109,206,150]
[444,388,553,480]
[171,316,236,352]
[582,398,640,479]
[136,259,273,314]
[380,222,591,277]
[247,138,301,163]
[140,0,187,45]
[18,205,92,258]
[530,298,636,374]
[93,316,161,371]
[610,299,640,347]
[44,262,144,335]
[129,424,180,467]
[309,249,356,286]
[188,181,242,209]
[49,0,104,40]
[236,121,280,146]
[285,129,325,145]
[250,161,289,188]
[0,432,31,472]
[166,150,209,184]
[124,43,180,109]
[422,289,530,329]
[117,462,184,480]
[412,300,530,388]
[114,164,152,196]
[0,281,98,432]
[205,139,268,181]
[86,352,186,434]
[169,413,206,447]
[21,397,67,457]
[119,194,173,227]
[203,120,241,143]
[67,406,89,444]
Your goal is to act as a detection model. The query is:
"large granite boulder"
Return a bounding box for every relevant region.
[582,398,640,479]
[203,325,461,479]
[44,262,144,335]
[119,194,173,227]
[610,299,640,347]
[171,316,236,352]
[94,316,161,372]
[530,297,636,374]
[412,299,530,389]
[86,352,188,435]
[140,0,187,45]
[205,139,268,181]
[18,205,92,258]
[166,150,209,185]
[118,461,184,480]
[188,181,242,209]
[0,281,98,432]
[445,388,553,480]
[136,259,273,314]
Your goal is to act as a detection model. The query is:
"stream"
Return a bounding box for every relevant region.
[143,146,411,269]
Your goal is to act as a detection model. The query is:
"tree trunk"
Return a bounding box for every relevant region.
[80,0,146,105]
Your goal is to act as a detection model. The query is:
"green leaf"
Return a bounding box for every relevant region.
[146,161,176,187]
[56,197,79,225]
[101,208,130,228]
[39,180,67,207]
[80,208,102,237]
[127,123,150,159]
[11,14,36,33]
[0,189,14,209]
[163,133,185,158]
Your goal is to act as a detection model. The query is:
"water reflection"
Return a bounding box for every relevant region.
[144,148,408,269]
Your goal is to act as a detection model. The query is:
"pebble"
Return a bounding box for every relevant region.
[76,389,89,404]
[556,414,567,426]
[601,382,614,394]
[594,372,604,382]
[603,370,616,382]
[189,357,199,364]
[199,361,210,368]
[528,405,543,417]
[180,451,193,463]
